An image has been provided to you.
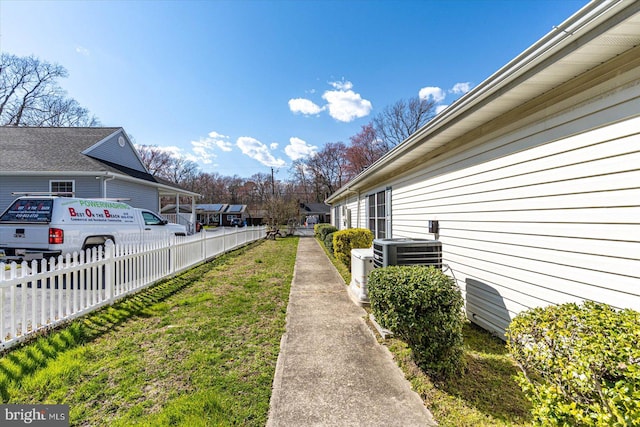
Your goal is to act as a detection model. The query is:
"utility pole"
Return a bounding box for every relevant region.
[271,167,275,195]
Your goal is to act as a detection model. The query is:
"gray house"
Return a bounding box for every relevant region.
[0,127,199,228]
[299,202,331,225]
[327,0,640,338]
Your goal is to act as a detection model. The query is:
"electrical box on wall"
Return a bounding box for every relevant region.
[428,220,439,234]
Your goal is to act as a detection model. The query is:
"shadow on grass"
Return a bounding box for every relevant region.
[0,241,262,403]
[434,323,531,425]
[381,322,532,426]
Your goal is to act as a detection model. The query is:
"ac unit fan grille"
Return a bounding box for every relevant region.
[373,239,442,269]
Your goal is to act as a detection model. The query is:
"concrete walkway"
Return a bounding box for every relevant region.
[267,238,436,427]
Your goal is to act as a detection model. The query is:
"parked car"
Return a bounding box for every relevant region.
[230,217,244,227]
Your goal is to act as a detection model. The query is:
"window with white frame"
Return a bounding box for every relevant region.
[50,180,74,196]
[368,187,391,239]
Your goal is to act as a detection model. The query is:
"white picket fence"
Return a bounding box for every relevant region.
[0,226,266,350]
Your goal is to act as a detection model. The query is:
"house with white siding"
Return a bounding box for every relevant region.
[326,0,640,338]
[0,127,200,230]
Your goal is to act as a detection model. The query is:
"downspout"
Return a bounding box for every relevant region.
[176,194,180,224]
[102,174,115,198]
[191,196,196,230]
[356,190,361,228]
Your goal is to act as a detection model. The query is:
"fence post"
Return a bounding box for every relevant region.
[201,228,207,261]
[169,236,175,275]
[105,240,115,303]
[223,227,226,253]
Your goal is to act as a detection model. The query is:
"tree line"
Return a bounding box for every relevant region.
[2,53,437,217]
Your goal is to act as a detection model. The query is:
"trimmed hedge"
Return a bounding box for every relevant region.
[368,265,464,378]
[506,301,640,426]
[324,232,335,253]
[315,224,337,241]
[332,228,373,269]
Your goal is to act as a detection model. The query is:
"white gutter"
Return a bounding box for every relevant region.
[326,0,629,204]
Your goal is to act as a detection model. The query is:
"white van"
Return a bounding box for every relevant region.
[0,196,187,262]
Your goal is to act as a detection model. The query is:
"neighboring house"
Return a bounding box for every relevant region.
[0,127,200,230]
[196,204,228,226]
[163,203,248,226]
[299,202,331,225]
[326,1,640,338]
[222,205,247,226]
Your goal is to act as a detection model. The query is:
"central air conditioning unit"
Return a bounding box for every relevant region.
[373,238,442,269]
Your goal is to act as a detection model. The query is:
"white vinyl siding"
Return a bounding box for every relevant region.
[85,131,148,173]
[107,179,159,211]
[390,115,640,337]
[342,194,365,229]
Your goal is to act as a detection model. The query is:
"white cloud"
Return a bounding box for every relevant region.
[418,86,446,103]
[190,140,217,164]
[270,142,279,150]
[289,80,372,123]
[75,46,90,56]
[285,137,317,161]
[435,105,449,115]
[187,130,234,164]
[322,83,372,123]
[329,80,353,91]
[288,98,324,115]
[185,151,209,164]
[450,82,472,94]
[236,136,286,168]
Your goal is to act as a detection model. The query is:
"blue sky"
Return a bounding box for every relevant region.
[0,0,588,180]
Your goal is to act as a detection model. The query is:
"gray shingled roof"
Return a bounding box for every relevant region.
[0,126,123,172]
[301,202,330,214]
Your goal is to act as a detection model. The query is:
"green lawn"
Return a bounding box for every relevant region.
[0,238,298,426]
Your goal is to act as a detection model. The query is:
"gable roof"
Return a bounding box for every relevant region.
[0,126,198,196]
[0,126,123,172]
[327,0,640,203]
[300,202,330,214]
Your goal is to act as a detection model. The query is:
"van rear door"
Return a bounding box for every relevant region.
[0,199,54,253]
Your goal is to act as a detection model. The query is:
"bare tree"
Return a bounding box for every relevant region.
[0,53,99,126]
[137,144,174,177]
[372,96,436,150]
[305,141,349,196]
[344,123,387,175]
[263,181,299,227]
[30,97,99,127]
[165,157,200,186]
[289,159,315,202]
[136,143,199,188]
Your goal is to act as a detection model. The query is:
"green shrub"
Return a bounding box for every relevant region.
[313,223,327,237]
[506,301,640,426]
[324,232,335,253]
[368,265,464,378]
[332,228,373,269]
[315,224,337,241]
